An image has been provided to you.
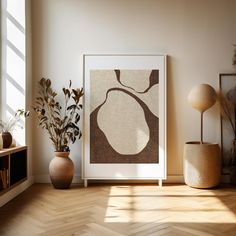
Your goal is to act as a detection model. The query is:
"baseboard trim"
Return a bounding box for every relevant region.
[164,175,185,183]
[34,174,185,184]
[0,176,34,207]
[34,174,50,183]
[33,174,232,185]
[221,174,230,183]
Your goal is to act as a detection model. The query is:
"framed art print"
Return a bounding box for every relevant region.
[83,54,167,183]
[219,73,236,173]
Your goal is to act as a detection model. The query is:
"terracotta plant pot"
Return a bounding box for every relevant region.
[49,152,74,189]
[184,142,221,188]
[2,132,12,148]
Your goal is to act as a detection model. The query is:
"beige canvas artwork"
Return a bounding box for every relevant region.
[90,69,159,163]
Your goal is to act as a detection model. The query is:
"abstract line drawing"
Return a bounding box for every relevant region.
[90,70,159,163]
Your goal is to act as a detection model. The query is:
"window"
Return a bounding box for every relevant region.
[1,0,26,145]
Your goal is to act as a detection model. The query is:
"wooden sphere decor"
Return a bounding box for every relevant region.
[184,84,220,189]
[188,84,216,113]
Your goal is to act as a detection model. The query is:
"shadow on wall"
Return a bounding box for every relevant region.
[166,56,181,174]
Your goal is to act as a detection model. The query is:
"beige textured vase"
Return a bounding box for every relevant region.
[184,142,221,188]
[49,152,74,189]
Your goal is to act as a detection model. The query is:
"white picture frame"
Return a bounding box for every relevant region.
[219,73,236,173]
[83,54,167,186]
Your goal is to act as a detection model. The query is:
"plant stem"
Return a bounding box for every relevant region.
[61,92,70,149]
[44,89,58,149]
[201,112,203,144]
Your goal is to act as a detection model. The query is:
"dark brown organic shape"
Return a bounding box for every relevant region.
[90,88,159,163]
[114,70,159,93]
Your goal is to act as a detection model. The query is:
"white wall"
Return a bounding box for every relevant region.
[31,0,236,181]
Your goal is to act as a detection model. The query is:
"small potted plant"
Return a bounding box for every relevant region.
[0,109,29,148]
[34,78,83,189]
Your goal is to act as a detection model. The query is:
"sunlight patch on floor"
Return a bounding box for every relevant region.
[104,185,236,223]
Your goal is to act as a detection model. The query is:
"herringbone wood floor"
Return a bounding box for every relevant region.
[0,184,236,236]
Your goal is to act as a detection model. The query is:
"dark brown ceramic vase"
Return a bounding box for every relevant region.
[2,132,12,148]
[49,152,74,189]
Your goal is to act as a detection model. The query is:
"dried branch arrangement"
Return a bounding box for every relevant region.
[34,78,84,152]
